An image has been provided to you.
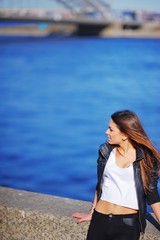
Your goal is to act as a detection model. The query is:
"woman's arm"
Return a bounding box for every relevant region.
[151,202,160,223]
[71,191,98,224]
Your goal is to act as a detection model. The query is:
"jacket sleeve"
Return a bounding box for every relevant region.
[96,149,103,191]
[96,145,108,193]
[146,160,160,205]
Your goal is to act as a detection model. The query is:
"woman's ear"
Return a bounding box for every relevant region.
[122,134,128,141]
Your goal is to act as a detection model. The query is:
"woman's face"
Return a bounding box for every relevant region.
[106,118,125,145]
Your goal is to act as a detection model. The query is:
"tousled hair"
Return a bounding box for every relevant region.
[111,110,160,192]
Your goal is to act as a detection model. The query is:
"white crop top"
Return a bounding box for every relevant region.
[101,148,139,210]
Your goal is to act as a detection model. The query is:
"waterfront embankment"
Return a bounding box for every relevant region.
[0,22,160,38]
[0,187,159,240]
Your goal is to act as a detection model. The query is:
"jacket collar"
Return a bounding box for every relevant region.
[100,142,145,162]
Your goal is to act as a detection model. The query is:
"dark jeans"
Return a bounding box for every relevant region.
[86,210,141,240]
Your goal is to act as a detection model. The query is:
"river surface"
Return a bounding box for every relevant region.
[0,36,160,204]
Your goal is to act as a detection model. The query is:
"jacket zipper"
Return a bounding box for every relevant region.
[138,212,143,236]
[133,162,144,234]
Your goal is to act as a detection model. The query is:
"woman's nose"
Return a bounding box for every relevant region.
[106,129,109,135]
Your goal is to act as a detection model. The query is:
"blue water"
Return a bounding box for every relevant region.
[0,36,160,203]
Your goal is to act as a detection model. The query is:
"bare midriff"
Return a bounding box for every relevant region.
[95,200,138,215]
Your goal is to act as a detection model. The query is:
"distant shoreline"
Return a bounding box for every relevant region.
[0,22,160,38]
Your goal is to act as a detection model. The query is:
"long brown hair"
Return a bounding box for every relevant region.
[111,110,160,192]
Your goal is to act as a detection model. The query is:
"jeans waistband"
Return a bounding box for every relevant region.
[94,209,139,219]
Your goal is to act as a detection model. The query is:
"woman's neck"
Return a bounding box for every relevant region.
[117,142,134,155]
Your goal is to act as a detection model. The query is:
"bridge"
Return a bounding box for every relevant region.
[0,0,113,36]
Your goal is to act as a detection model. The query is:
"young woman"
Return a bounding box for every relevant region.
[72,110,160,240]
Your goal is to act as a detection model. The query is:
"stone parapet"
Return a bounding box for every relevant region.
[0,187,159,240]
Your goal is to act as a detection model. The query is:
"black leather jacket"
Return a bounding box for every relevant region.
[96,143,160,233]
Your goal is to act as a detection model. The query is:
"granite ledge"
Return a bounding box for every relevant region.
[0,187,159,240]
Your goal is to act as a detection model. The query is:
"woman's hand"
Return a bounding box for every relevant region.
[71,212,92,224]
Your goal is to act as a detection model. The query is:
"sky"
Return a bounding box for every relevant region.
[0,0,160,12]
[106,0,160,11]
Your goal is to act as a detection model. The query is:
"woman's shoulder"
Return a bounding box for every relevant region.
[99,142,115,157]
